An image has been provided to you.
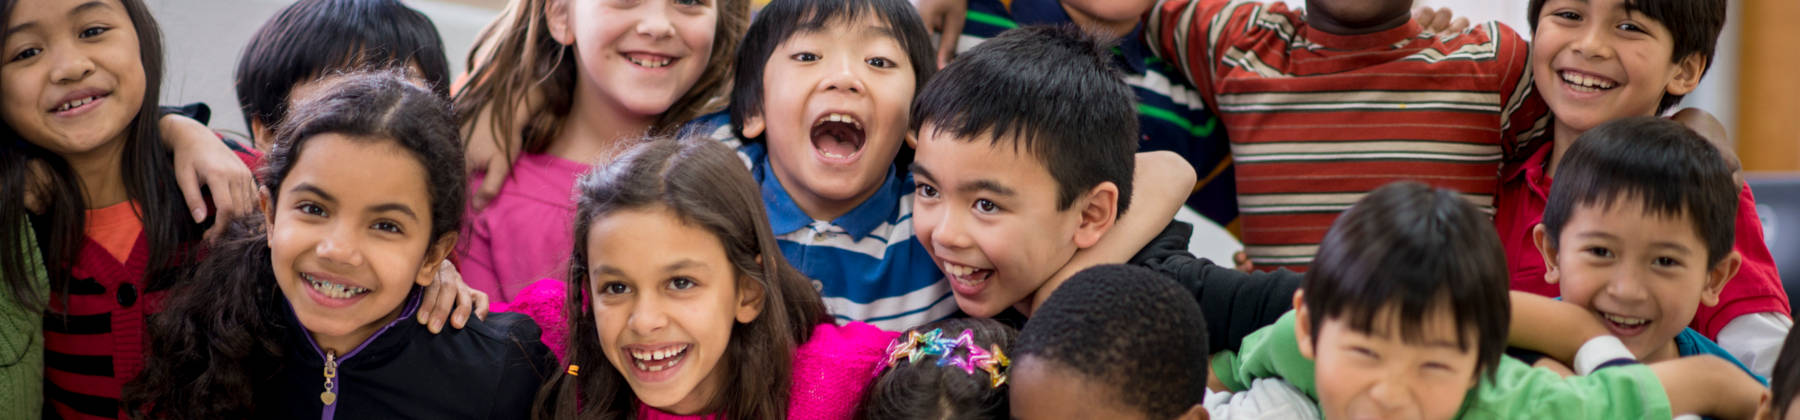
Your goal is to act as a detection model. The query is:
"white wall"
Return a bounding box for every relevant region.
[145,0,502,135]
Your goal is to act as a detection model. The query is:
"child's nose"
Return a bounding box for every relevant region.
[1569,24,1615,60]
[819,59,865,94]
[930,210,975,250]
[314,227,365,269]
[48,49,96,84]
[1603,265,1652,302]
[627,296,670,334]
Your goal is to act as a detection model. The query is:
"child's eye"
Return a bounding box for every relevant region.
[296,203,327,217]
[916,184,939,199]
[371,221,403,234]
[866,57,896,69]
[599,282,631,295]
[1351,346,1380,360]
[1422,361,1454,372]
[672,0,705,6]
[1652,256,1681,268]
[973,199,1000,214]
[669,276,696,290]
[79,27,108,38]
[1584,247,1614,259]
[10,47,40,62]
[1551,10,1581,21]
[1616,22,1644,33]
[790,52,820,62]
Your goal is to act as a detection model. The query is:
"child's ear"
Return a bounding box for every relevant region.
[1752,389,1774,420]
[1700,250,1741,307]
[1071,182,1120,249]
[1666,53,1708,97]
[249,118,273,153]
[905,130,918,149]
[1532,224,1562,285]
[735,274,765,324]
[415,233,460,287]
[742,115,766,139]
[1293,290,1316,361]
[1177,404,1210,420]
[544,0,575,46]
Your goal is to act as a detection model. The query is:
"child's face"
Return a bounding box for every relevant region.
[584,206,761,414]
[1535,199,1734,362]
[911,125,1113,318]
[266,134,451,351]
[1303,0,1414,30]
[549,0,716,119]
[1531,0,1704,135]
[1009,357,1157,420]
[0,0,145,157]
[744,14,915,217]
[1296,299,1480,420]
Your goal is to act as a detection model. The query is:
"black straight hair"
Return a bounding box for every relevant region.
[127,70,466,418]
[1527,0,1726,113]
[1540,116,1738,268]
[861,317,1017,420]
[1770,326,1800,418]
[0,0,192,308]
[1303,181,1511,383]
[729,0,937,171]
[910,25,1138,214]
[235,0,451,135]
[1014,265,1208,419]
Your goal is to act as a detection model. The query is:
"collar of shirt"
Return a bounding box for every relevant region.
[751,145,901,241]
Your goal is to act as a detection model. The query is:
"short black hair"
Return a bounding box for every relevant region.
[1770,327,1800,418]
[861,318,1017,420]
[1304,181,1510,383]
[911,25,1138,213]
[235,0,451,131]
[730,0,937,168]
[1015,265,1207,418]
[1541,116,1737,267]
[1527,0,1726,113]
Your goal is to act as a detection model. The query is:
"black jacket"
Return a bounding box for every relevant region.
[1130,221,1303,355]
[254,295,555,419]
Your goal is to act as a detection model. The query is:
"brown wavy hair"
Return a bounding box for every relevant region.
[453,0,748,157]
[533,135,830,419]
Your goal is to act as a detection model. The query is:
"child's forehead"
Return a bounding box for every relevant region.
[783,13,900,44]
[1561,197,1703,245]
[1326,302,1473,351]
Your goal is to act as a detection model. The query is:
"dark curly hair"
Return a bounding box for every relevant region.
[532,135,830,419]
[861,318,1017,420]
[125,70,465,418]
[1014,264,1209,419]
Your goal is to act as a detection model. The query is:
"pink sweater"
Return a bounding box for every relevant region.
[498,279,898,419]
[459,153,591,302]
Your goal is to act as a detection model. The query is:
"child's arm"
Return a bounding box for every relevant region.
[160,113,257,240]
[1651,356,1769,419]
[415,260,492,333]
[1132,221,1300,354]
[1507,291,1611,364]
[1046,151,1196,284]
[913,0,968,67]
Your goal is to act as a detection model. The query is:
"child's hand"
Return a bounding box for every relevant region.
[1653,355,1769,419]
[1412,6,1470,36]
[161,113,257,241]
[915,0,969,68]
[1232,251,1254,272]
[1670,107,1743,189]
[418,260,491,333]
[465,103,524,211]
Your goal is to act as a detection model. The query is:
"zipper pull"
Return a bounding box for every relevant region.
[320,351,338,406]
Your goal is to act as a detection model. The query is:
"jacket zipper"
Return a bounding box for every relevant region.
[320,351,338,406]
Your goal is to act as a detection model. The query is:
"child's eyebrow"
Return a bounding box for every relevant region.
[590,260,708,278]
[367,203,419,222]
[959,179,1015,197]
[1648,241,1695,255]
[8,0,117,36]
[288,183,337,203]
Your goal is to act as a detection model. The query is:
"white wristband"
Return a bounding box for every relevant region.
[1573,335,1636,375]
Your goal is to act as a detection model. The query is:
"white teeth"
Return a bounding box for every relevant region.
[304,273,368,299]
[55,96,97,112]
[1603,313,1649,326]
[628,56,672,68]
[817,113,864,130]
[942,262,983,277]
[1560,71,1616,91]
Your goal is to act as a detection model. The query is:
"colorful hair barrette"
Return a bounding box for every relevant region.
[880,328,1010,388]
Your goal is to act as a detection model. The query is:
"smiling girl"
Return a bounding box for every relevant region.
[128,72,553,419]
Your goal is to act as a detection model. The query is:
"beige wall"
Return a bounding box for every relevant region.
[1739,0,1800,172]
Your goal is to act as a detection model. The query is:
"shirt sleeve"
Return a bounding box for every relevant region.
[1489,23,1551,161]
[1693,183,1792,338]
[1143,0,1252,110]
[1716,312,1791,379]
[1209,311,1316,396]
[1131,221,1301,354]
[1463,357,1674,419]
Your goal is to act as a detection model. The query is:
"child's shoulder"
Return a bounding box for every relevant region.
[1675,327,1766,384]
[790,321,899,418]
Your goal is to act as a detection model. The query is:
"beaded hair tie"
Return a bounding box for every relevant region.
[879,328,1010,388]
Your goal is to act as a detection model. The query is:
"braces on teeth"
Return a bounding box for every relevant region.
[305,274,368,299]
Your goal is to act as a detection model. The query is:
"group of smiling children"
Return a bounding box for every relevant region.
[0,0,1792,418]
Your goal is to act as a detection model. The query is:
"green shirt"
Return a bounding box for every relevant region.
[1212,311,1673,419]
[0,218,47,420]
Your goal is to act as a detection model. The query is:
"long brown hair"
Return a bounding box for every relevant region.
[534,135,830,419]
[453,0,748,157]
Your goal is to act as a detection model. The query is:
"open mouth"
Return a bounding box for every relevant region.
[942,261,994,292]
[811,112,867,162]
[49,93,108,114]
[304,273,370,299]
[628,344,690,373]
[1599,311,1650,336]
[625,53,675,69]
[1558,70,1618,93]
